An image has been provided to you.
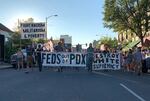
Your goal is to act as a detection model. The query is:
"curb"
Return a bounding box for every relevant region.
[0,65,13,70]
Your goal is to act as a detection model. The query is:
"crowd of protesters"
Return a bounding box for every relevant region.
[121,47,150,75]
[86,43,150,75]
[15,39,150,75]
[15,40,66,72]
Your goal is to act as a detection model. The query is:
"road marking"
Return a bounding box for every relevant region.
[124,79,138,84]
[120,83,146,101]
[93,71,138,84]
[92,71,113,77]
[93,71,138,83]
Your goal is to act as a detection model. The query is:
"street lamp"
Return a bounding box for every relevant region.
[45,14,58,40]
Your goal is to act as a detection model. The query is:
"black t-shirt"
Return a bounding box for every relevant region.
[54,45,63,52]
[37,48,43,58]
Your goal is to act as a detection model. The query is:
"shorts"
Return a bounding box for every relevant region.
[17,57,23,63]
[27,56,33,64]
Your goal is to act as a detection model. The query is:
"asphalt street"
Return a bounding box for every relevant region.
[0,67,150,101]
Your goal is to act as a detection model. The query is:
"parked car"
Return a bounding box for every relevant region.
[10,53,17,69]
[10,52,27,69]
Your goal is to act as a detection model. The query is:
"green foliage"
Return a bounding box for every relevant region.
[36,39,47,44]
[11,31,32,48]
[11,31,47,48]
[4,39,17,62]
[98,36,118,48]
[103,0,150,45]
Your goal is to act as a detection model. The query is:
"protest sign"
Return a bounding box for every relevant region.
[20,22,46,39]
[92,53,120,70]
[41,52,121,70]
[42,52,86,67]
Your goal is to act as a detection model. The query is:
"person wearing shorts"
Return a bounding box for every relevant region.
[26,45,33,71]
[17,49,23,70]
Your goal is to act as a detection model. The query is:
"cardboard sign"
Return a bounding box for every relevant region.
[20,22,46,39]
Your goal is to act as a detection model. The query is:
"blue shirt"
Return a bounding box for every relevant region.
[134,50,142,62]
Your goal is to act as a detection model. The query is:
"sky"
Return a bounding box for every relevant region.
[0,0,117,46]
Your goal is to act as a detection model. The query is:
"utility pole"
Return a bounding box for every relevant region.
[18,19,21,49]
[45,14,58,40]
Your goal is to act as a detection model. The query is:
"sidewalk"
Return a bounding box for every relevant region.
[0,62,13,69]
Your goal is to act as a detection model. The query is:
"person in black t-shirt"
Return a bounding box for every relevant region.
[36,44,43,72]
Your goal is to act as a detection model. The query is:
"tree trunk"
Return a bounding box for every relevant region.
[140,35,144,47]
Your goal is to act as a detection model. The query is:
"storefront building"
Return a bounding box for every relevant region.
[0,23,13,61]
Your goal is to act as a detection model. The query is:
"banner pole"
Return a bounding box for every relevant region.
[18,19,22,49]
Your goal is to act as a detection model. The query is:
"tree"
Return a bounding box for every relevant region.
[98,36,118,49]
[11,31,32,48]
[103,0,150,45]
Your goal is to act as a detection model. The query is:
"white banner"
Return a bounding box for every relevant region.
[41,52,121,70]
[20,22,46,39]
[42,52,86,67]
[93,53,120,70]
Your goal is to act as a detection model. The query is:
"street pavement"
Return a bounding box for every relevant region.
[0,68,150,101]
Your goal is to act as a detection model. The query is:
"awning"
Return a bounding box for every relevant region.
[123,40,140,51]
[0,23,13,38]
[0,23,13,33]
